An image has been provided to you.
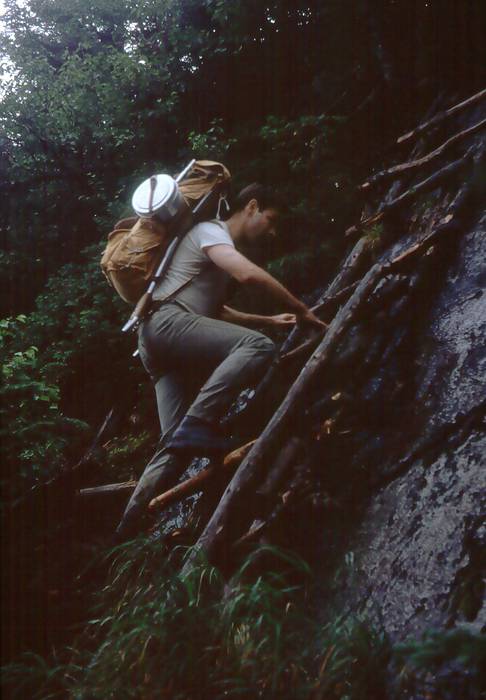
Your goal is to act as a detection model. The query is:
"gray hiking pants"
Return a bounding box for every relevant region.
[115,300,276,539]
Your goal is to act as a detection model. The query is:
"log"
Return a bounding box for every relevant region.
[356,91,446,200]
[182,260,389,573]
[255,239,369,396]
[279,333,324,364]
[345,144,476,237]
[223,440,258,469]
[360,118,486,191]
[389,219,458,270]
[388,166,482,272]
[396,88,486,145]
[148,467,217,512]
[148,440,256,513]
[256,437,303,500]
[322,237,371,297]
[311,280,360,316]
[231,226,470,556]
[383,176,475,279]
[77,480,137,498]
[374,102,444,209]
[64,406,120,478]
[262,280,360,367]
[232,463,311,552]
[264,287,355,374]
[228,438,304,552]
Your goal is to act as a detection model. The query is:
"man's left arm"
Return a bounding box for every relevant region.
[219,304,296,329]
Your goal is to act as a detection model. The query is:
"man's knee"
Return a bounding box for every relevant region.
[248,332,277,363]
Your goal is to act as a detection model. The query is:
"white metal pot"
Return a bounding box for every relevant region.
[131,174,189,222]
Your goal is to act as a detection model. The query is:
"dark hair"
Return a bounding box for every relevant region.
[232,183,285,214]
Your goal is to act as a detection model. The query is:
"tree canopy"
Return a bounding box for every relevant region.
[2,0,484,312]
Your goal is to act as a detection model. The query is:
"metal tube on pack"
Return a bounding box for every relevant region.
[175,158,196,183]
[146,237,180,294]
[122,317,137,333]
[192,187,214,214]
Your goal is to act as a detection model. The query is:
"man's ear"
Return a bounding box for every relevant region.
[245,198,259,215]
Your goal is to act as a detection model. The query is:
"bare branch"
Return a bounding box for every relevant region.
[396,88,486,145]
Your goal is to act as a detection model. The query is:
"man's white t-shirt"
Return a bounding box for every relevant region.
[152,219,235,317]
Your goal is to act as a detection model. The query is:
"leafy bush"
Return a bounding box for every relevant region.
[0,315,88,502]
[0,244,151,503]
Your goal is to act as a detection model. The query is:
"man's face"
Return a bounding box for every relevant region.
[244,201,279,243]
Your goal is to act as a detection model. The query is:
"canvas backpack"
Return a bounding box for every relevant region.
[100,160,231,304]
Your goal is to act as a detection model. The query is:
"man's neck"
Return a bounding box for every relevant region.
[224,211,246,245]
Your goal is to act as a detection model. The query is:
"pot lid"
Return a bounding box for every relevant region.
[132,174,177,216]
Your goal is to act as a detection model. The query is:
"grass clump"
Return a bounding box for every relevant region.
[1,541,392,700]
[4,539,483,699]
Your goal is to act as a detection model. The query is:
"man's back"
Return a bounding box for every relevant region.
[152,219,235,318]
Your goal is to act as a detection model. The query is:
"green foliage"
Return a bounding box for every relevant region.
[0,315,88,501]
[256,114,351,233]
[0,0,363,313]
[364,222,384,251]
[2,543,392,700]
[10,542,481,700]
[188,118,237,161]
[3,543,483,700]
[103,430,154,482]
[1,0,215,307]
[0,243,149,502]
[395,629,486,698]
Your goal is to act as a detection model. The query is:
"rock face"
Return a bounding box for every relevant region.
[313,111,485,643]
[350,430,484,639]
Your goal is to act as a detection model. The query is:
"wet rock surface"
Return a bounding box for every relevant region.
[341,430,485,638]
[315,202,486,642]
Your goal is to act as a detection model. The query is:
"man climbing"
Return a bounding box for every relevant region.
[114,183,326,542]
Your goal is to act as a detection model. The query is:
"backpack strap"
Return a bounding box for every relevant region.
[148,276,197,315]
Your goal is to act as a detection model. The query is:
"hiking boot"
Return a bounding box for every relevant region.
[165,415,236,457]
